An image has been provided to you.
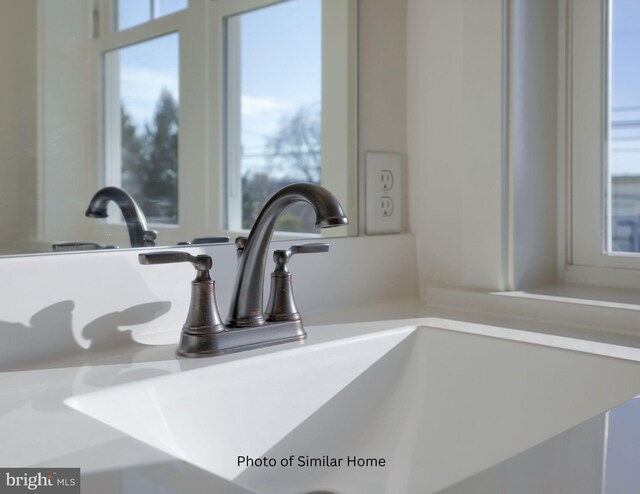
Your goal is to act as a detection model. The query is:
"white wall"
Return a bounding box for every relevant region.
[509,0,558,290]
[407,0,560,294]
[0,0,93,253]
[407,0,507,293]
[0,0,39,253]
[39,0,94,245]
[358,0,408,232]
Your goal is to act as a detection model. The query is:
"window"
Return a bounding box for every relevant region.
[88,0,355,246]
[567,0,640,274]
[608,0,640,253]
[219,0,356,236]
[115,0,188,31]
[97,1,185,232]
[104,33,180,224]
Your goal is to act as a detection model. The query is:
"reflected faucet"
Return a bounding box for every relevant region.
[227,183,348,328]
[85,187,157,248]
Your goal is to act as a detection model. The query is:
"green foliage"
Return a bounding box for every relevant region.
[121,89,178,224]
[120,95,321,233]
[241,173,319,233]
[275,214,302,232]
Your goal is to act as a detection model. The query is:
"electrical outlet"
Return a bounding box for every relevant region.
[381,196,394,216]
[381,170,394,192]
[366,152,402,234]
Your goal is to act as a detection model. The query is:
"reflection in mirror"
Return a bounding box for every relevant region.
[115,0,189,31]
[225,0,323,234]
[222,0,358,238]
[0,0,357,257]
[84,187,157,247]
[105,33,180,226]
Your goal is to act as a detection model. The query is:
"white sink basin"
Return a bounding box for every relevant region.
[65,321,640,494]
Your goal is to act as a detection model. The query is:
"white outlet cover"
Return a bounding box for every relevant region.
[365,152,402,234]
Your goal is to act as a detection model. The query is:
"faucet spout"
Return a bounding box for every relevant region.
[85,186,157,248]
[226,183,348,327]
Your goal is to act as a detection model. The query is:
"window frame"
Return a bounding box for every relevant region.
[211,0,358,236]
[91,0,213,246]
[81,0,356,247]
[563,0,640,286]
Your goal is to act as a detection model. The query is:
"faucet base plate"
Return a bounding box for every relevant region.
[177,320,306,357]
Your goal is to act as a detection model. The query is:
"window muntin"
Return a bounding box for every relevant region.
[567,0,640,271]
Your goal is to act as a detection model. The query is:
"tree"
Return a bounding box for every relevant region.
[144,89,179,222]
[240,103,322,233]
[242,172,275,229]
[121,105,147,199]
[241,173,318,233]
[120,89,179,224]
[265,104,321,183]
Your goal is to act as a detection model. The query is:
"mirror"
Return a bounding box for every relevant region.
[0,0,357,257]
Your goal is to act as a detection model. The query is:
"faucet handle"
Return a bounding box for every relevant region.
[235,236,248,260]
[266,243,330,322]
[273,242,330,269]
[138,251,224,356]
[288,242,330,255]
[143,230,158,246]
[138,251,212,274]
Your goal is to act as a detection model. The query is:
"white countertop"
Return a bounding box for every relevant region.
[0,299,430,494]
[5,297,640,493]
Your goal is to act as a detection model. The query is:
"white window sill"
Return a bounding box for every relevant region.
[424,284,640,349]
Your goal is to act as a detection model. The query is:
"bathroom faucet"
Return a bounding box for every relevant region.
[138,183,348,357]
[226,183,348,328]
[85,187,157,248]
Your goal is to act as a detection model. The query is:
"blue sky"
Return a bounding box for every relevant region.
[610,0,640,176]
[116,0,321,175]
[236,0,321,175]
[117,0,188,30]
[117,33,179,125]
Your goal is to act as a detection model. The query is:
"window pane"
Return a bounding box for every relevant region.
[225,0,322,233]
[115,0,188,31]
[609,0,640,252]
[104,33,179,224]
[116,0,151,31]
[156,0,188,18]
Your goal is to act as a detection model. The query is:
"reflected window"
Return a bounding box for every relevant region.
[115,0,188,31]
[103,34,179,225]
[225,0,322,233]
[91,0,354,242]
